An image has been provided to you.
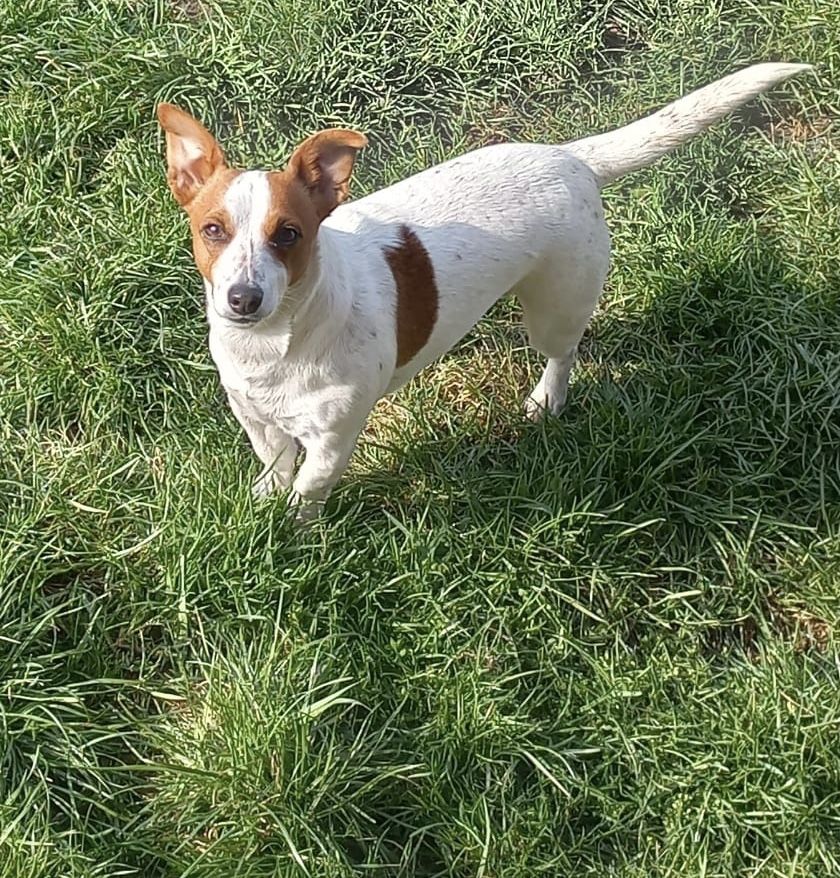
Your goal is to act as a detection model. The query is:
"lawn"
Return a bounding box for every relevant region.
[1,0,839,875]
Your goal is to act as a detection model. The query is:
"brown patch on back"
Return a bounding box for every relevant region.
[263,171,323,285]
[182,167,241,281]
[384,226,439,368]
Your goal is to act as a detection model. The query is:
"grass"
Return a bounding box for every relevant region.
[1,0,839,875]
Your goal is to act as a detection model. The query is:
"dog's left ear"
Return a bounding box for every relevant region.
[287,129,368,219]
[157,103,227,207]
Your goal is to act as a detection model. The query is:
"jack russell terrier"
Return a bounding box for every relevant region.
[157,62,809,522]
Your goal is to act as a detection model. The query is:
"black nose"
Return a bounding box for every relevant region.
[228,283,263,316]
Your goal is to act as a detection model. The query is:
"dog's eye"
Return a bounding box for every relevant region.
[201,222,228,242]
[270,226,299,248]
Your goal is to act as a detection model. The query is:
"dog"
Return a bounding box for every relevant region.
[157,62,809,522]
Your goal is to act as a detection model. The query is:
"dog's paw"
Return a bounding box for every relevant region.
[252,470,284,499]
[288,491,325,527]
[524,392,567,422]
[524,392,548,422]
[524,378,568,422]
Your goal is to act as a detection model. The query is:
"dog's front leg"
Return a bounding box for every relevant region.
[250,423,299,498]
[229,400,299,497]
[289,425,363,524]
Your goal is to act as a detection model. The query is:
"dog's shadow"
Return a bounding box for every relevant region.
[305,241,839,870]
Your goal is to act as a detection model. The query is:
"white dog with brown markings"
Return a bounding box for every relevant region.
[158,62,809,522]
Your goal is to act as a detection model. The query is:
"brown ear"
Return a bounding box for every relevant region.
[287,129,368,219]
[157,103,227,206]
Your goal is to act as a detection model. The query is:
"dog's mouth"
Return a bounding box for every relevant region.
[211,307,262,327]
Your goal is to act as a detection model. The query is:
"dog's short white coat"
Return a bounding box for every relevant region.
[201,63,809,521]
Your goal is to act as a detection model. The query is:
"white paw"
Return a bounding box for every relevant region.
[288,491,325,526]
[252,470,284,498]
[524,385,568,422]
[524,391,547,422]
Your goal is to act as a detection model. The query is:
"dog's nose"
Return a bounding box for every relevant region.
[228,283,263,316]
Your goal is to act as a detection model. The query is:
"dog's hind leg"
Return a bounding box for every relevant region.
[523,352,578,420]
[514,234,609,421]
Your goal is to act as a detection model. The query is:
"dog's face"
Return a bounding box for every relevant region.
[157,104,366,327]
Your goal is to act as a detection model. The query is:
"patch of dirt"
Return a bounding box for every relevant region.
[601,19,645,53]
[170,0,205,19]
[768,114,833,144]
[704,615,761,660]
[464,103,517,148]
[733,103,834,147]
[703,596,831,660]
[768,596,831,655]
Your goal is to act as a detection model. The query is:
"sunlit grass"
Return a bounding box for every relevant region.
[1,0,839,875]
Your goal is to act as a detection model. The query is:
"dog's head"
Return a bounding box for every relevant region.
[157,104,366,327]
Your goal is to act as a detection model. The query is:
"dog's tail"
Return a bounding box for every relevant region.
[565,63,812,185]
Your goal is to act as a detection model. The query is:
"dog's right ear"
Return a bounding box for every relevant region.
[157,104,227,207]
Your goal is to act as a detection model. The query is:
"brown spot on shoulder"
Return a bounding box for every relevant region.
[384,226,439,368]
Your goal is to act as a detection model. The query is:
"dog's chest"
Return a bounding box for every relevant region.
[208,331,345,438]
[210,335,298,423]
[225,374,296,429]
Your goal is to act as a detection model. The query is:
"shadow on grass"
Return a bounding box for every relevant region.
[365,248,834,489]
[338,233,839,641]
[289,240,839,872]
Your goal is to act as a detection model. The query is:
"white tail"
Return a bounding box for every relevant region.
[566,63,812,185]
